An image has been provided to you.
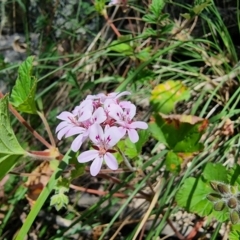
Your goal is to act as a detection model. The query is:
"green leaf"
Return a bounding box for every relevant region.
[208,207,229,223]
[117,130,150,159]
[227,165,240,186]
[150,113,208,152]
[193,0,211,15]
[69,151,85,180]
[203,163,228,182]
[135,130,150,153]
[109,40,133,56]
[150,0,165,16]
[176,177,213,217]
[165,151,181,173]
[94,0,106,15]
[123,139,138,159]
[150,80,190,113]
[11,56,37,114]
[136,47,151,61]
[230,224,240,240]
[181,13,191,19]
[142,28,158,37]
[0,95,25,180]
[142,14,158,24]
[50,177,70,211]
[176,176,229,222]
[149,121,167,144]
[50,192,69,211]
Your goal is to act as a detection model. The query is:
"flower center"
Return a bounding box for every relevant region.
[98,147,107,157]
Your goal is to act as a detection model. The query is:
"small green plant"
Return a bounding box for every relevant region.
[176,163,240,238]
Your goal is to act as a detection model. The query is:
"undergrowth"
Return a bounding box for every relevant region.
[0,0,240,239]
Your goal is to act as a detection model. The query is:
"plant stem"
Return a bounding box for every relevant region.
[103,11,121,37]
[37,111,56,147]
[117,147,136,171]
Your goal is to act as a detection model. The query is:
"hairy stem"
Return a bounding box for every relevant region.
[38,111,56,147]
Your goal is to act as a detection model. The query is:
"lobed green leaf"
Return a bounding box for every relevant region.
[0,95,25,180]
[203,162,228,182]
[149,113,207,152]
[176,177,213,217]
[11,56,37,114]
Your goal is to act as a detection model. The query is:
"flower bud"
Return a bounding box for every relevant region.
[217,183,230,195]
[230,210,239,224]
[213,200,225,211]
[210,181,218,191]
[230,185,238,195]
[206,193,221,202]
[227,197,238,209]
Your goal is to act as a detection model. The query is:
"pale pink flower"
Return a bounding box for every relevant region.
[87,91,130,105]
[108,103,148,143]
[55,111,85,140]
[70,131,89,152]
[78,124,121,176]
[103,91,131,106]
[72,99,93,122]
[56,91,149,176]
[71,107,107,152]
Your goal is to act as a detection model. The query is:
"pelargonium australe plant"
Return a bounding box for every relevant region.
[56,92,148,176]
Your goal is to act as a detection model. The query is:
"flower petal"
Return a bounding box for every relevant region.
[92,107,107,124]
[127,129,139,143]
[115,91,131,99]
[118,126,127,138]
[56,121,69,133]
[128,104,136,120]
[78,109,92,122]
[79,99,93,109]
[130,121,148,129]
[57,111,73,120]
[119,101,132,109]
[65,126,85,137]
[89,124,104,145]
[71,134,84,152]
[90,156,103,176]
[108,104,123,121]
[105,152,118,170]
[78,150,98,163]
[57,126,71,140]
[86,94,99,100]
[105,126,122,146]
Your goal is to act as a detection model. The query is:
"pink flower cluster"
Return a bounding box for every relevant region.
[56,92,148,176]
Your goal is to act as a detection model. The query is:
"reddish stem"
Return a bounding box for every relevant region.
[70,184,145,199]
[103,12,121,37]
[186,218,205,240]
[167,218,185,239]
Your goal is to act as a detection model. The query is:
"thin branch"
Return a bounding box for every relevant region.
[103,11,121,37]
[70,184,145,199]
[37,111,56,147]
[117,147,136,171]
